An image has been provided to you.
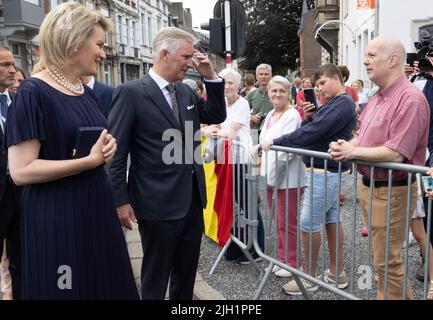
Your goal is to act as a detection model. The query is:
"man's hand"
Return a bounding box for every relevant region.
[404,61,420,78]
[302,102,316,122]
[328,139,355,162]
[202,125,220,138]
[250,114,262,125]
[192,50,217,80]
[116,203,137,230]
[261,138,273,151]
[102,133,117,164]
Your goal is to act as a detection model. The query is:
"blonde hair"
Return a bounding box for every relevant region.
[35,2,111,71]
[153,27,196,61]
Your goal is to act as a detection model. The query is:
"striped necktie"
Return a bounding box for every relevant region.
[0,94,8,120]
[166,84,180,125]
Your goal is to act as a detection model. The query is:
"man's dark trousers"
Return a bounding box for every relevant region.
[0,178,21,299]
[137,178,203,300]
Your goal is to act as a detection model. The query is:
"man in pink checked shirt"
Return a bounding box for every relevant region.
[328,36,430,300]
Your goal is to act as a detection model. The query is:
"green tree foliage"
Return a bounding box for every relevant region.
[239,0,303,75]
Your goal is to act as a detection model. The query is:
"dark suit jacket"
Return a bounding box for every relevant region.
[0,92,14,202]
[93,80,114,118]
[108,74,225,221]
[291,86,299,104]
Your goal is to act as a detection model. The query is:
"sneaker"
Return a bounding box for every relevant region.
[416,259,427,282]
[275,268,292,278]
[283,278,318,296]
[361,228,368,237]
[323,269,348,289]
[265,265,281,273]
[236,253,263,265]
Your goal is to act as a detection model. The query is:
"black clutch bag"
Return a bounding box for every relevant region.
[71,127,105,158]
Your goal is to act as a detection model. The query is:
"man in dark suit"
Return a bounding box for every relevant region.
[0,46,21,300]
[108,27,225,300]
[81,75,114,118]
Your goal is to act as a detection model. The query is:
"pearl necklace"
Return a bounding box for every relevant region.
[46,67,84,95]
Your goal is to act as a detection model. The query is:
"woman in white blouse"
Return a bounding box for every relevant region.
[202,68,252,163]
[202,69,263,263]
[259,76,305,276]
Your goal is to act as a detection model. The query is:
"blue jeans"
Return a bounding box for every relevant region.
[300,171,344,233]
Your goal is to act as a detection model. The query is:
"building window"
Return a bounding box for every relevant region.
[117,15,122,44]
[126,18,130,46]
[132,21,136,47]
[49,0,60,9]
[104,63,112,85]
[11,43,20,56]
[121,17,127,44]
[156,0,160,10]
[148,16,152,47]
[141,14,146,45]
[157,17,161,32]
[100,7,109,17]
[24,0,40,5]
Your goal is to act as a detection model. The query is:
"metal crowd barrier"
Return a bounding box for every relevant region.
[209,142,433,300]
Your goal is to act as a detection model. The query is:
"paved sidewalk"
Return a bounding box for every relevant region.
[124,223,226,300]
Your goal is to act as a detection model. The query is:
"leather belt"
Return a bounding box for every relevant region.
[362,176,414,188]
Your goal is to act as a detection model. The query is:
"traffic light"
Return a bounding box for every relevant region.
[200,18,224,55]
[200,0,246,60]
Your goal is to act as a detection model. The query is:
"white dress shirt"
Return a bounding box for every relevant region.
[148,68,222,111]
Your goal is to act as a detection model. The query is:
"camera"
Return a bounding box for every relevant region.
[414,29,433,73]
[257,112,267,119]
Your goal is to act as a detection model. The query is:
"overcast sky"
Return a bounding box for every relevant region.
[175,0,217,29]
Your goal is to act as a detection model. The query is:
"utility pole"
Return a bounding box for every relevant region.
[374,0,379,37]
[224,0,232,68]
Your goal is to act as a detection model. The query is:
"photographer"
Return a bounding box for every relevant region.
[408,30,433,290]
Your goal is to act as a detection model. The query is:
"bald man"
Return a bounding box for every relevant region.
[329,37,430,300]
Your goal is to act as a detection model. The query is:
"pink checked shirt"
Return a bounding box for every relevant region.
[356,75,430,180]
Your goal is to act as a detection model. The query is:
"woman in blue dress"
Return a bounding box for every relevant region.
[6,2,138,299]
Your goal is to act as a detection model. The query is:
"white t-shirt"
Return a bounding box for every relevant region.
[220,96,252,163]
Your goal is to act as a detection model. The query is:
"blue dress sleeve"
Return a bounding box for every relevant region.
[7,81,46,147]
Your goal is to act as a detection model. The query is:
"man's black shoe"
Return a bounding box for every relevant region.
[236,252,263,265]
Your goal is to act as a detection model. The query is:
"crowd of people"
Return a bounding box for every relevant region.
[1,2,433,301]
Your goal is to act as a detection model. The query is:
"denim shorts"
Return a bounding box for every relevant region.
[300,171,345,233]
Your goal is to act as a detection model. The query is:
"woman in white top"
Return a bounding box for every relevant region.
[259,76,305,276]
[202,68,252,163]
[202,69,262,263]
[351,80,368,111]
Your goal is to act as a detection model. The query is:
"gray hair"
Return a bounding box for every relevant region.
[153,27,197,61]
[267,75,291,92]
[256,63,272,75]
[218,68,242,89]
[182,78,198,91]
[301,77,311,85]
